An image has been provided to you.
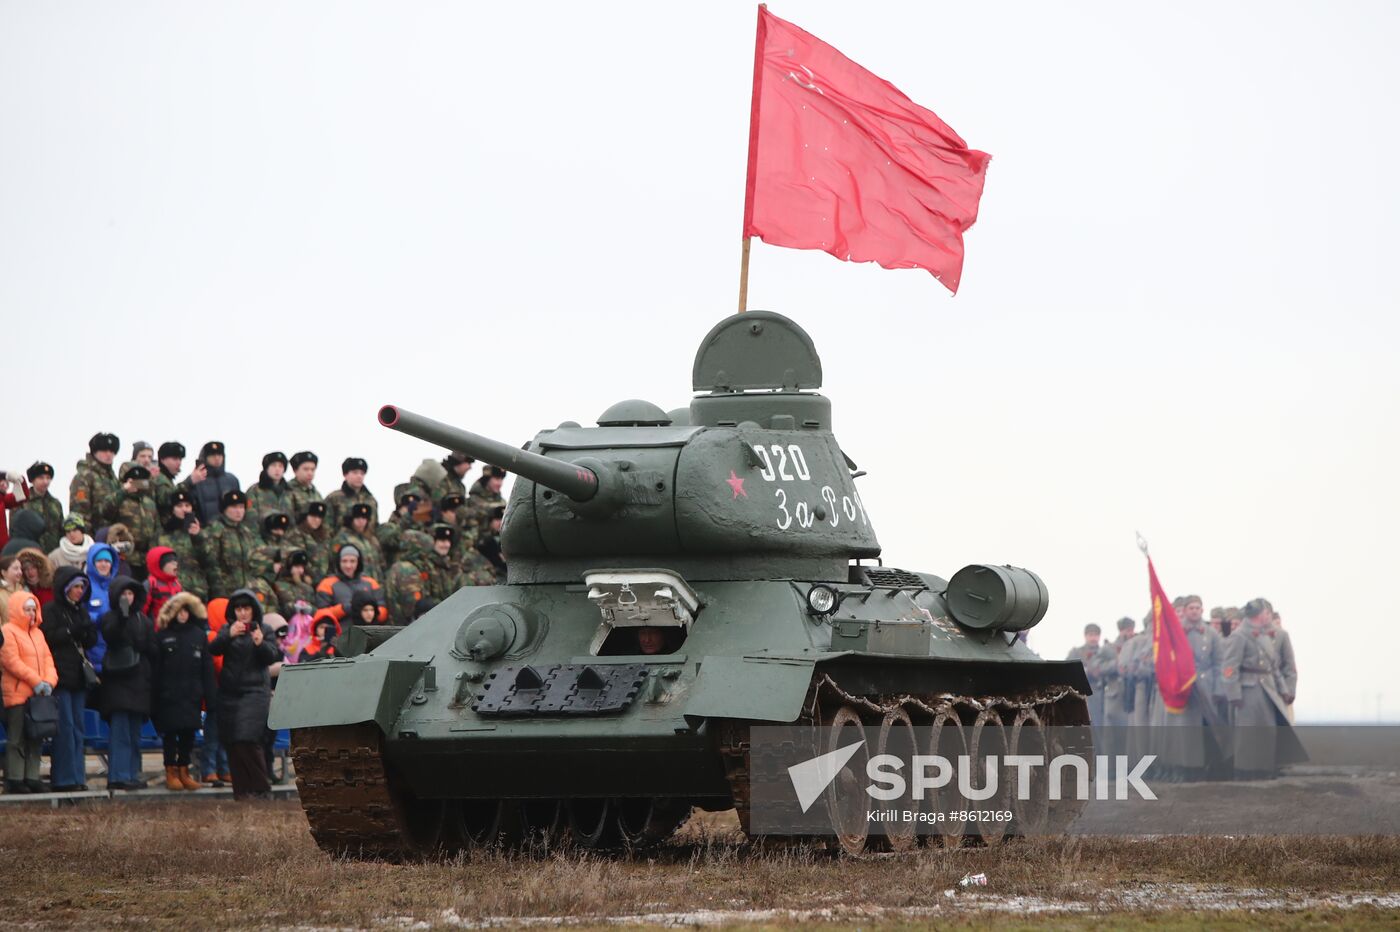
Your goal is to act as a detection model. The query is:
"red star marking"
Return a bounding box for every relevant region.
[726,470,747,499]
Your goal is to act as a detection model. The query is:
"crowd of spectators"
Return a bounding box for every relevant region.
[0,433,508,798]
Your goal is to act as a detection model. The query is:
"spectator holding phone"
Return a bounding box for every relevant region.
[153,593,215,791]
[209,589,280,799]
[99,576,157,790]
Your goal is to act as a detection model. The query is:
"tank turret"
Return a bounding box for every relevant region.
[380,312,880,584]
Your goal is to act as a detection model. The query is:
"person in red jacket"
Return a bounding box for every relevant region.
[299,609,341,663]
[144,546,183,619]
[2,591,59,793]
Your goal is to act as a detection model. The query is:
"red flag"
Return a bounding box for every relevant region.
[1147,558,1197,714]
[743,7,991,294]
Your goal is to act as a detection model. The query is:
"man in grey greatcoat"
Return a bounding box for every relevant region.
[1219,599,1307,778]
[1066,623,1108,726]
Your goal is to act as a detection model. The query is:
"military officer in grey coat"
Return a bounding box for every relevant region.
[1269,608,1297,723]
[1066,623,1108,726]
[1099,616,1135,763]
[1219,599,1307,778]
[1119,610,1157,760]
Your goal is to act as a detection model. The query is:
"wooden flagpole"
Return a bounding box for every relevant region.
[737,237,752,313]
[738,4,767,313]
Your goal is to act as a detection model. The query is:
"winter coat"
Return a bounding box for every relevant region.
[17,547,55,607]
[49,532,94,571]
[206,597,228,678]
[283,608,315,663]
[38,567,98,692]
[245,473,293,527]
[314,547,387,623]
[84,542,120,668]
[298,609,341,663]
[1,590,58,708]
[209,590,280,743]
[98,576,157,715]
[152,594,216,733]
[182,463,241,526]
[96,524,136,578]
[155,514,210,602]
[1,509,46,557]
[20,490,66,555]
[144,546,183,619]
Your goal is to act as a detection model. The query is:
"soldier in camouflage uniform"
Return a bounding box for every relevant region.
[475,505,507,579]
[324,457,380,532]
[204,489,260,598]
[153,441,186,519]
[245,451,293,525]
[285,501,332,575]
[394,457,451,513]
[247,544,284,614]
[260,511,292,546]
[155,488,210,601]
[439,453,473,500]
[115,462,160,578]
[329,502,383,581]
[384,527,437,624]
[19,461,64,553]
[286,451,323,522]
[377,491,425,569]
[273,549,316,619]
[69,432,122,531]
[435,523,496,592]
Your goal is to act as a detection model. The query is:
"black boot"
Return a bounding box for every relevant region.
[5,781,31,794]
[24,779,46,794]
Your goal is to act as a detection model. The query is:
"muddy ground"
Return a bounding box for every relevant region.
[3,798,1399,930]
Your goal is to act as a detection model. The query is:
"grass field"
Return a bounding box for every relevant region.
[3,802,1398,929]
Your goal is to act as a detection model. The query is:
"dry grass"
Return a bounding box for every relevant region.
[1,802,1398,929]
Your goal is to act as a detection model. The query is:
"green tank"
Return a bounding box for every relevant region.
[270,311,1090,857]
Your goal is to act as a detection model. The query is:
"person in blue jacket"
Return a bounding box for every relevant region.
[85,542,118,668]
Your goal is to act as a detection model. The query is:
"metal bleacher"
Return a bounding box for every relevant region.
[1,713,291,786]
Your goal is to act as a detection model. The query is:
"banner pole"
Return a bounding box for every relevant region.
[738,5,767,314]
[738,236,752,313]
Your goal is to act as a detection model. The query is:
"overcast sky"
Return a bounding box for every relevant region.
[3,2,1396,721]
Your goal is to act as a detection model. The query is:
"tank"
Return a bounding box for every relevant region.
[271,311,1091,857]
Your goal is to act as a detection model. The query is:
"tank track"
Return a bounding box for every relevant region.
[717,672,1090,843]
[291,673,1088,859]
[290,724,417,860]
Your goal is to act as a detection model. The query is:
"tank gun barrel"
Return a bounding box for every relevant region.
[378,405,599,502]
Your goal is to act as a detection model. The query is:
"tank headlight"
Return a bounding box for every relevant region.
[805,584,840,616]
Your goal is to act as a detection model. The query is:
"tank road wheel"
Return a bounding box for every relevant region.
[567,798,621,849]
[874,708,919,852]
[925,709,969,849]
[824,704,871,856]
[399,796,451,855]
[967,708,1013,846]
[1043,698,1093,834]
[617,798,692,849]
[454,799,520,849]
[518,799,568,849]
[1008,708,1050,837]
